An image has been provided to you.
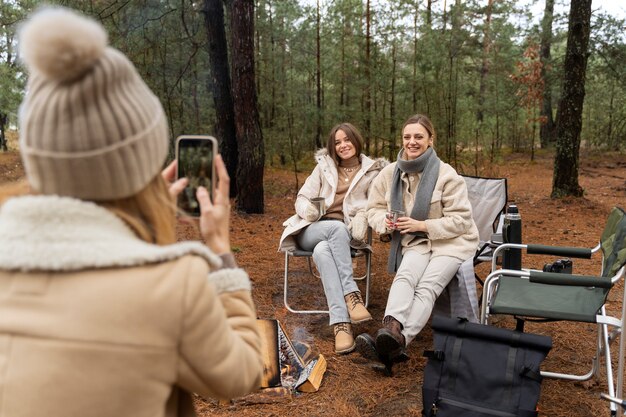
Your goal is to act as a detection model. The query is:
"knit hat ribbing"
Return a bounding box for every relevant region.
[18,7,169,200]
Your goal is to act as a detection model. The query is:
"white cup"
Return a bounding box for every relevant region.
[310,197,326,220]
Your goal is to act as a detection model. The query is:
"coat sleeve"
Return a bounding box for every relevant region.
[295,165,322,219]
[366,170,390,235]
[176,257,263,400]
[424,170,475,241]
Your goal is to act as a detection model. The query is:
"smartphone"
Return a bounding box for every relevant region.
[175,135,218,217]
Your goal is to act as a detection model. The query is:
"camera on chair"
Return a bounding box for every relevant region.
[542,258,573,274]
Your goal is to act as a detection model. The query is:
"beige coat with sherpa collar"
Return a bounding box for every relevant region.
[0,196,263,417]
[279,149,387,251]
[367,160,479,261]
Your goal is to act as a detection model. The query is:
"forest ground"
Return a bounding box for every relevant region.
[1,134,626,416]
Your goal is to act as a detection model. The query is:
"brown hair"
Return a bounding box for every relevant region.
[402,114,436,142]
[326,123,364,163]
[99,174,177,245]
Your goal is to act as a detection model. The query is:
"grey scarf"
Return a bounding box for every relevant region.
[387,147,441,273]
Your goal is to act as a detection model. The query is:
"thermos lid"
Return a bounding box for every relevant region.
[507,204,519,214]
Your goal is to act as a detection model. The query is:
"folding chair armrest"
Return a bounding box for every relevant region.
[528,270,612,288]
[492,243,594,259]
[526,244,593,259]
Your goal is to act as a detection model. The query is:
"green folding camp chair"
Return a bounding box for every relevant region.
[480,206,626,417]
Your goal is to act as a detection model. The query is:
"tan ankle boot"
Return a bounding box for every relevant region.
[334,322,356,354]
[344,291,372,324]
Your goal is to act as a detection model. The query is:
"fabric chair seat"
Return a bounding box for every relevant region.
[490,276,609,323]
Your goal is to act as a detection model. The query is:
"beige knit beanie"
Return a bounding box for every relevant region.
[18,7,169,200]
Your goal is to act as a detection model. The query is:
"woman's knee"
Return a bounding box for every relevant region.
[392,269,419,288]
[413,285,441,304]
[312,240,331,260]
[328,222,350,241]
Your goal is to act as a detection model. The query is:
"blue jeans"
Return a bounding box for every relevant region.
[297,220,359,325]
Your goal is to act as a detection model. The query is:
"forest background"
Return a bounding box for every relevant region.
[1,1,626,416]
[1,0,625,213]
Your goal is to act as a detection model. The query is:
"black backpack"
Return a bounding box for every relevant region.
[422,317,552,417]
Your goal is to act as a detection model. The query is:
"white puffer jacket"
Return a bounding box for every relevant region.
[278,149,387,251]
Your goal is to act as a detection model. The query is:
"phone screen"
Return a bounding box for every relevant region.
[176,136,216,217]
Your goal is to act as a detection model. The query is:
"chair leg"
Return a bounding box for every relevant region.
[618,293,626,416]
[306,256,320,278]
[364,251,371,308]
[600,308,618,416]
[353,254,367,281]
[283,250,372,315]
[283,252,329,314]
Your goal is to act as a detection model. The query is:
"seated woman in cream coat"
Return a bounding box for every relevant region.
[362,114,479,364]
[279,123,386,354]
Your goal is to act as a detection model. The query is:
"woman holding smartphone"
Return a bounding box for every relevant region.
[279,123,387,354]
[362,114,479,365]
[0,8,262,417]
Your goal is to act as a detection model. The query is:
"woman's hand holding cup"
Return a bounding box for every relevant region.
[385,209,405,231]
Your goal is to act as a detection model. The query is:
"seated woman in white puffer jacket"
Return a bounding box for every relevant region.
[279,123,387,354]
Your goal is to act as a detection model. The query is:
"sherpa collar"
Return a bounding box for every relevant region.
[0,195,222,272]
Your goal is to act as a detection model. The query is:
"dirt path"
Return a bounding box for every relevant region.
[2,149,625,417]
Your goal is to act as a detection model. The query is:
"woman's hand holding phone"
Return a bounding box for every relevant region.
[196,154,231,254]
[161,160,188,198]
[162,155,232,255]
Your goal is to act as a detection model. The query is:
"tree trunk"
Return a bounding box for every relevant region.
[552,0,591,198]
[539,0,555,148]
[477,0,493,124]
[363,0,372,154]
[411,1,419,111]
[202,0,238,197]
[268,0,277,129]
[315,0,322,149]
[229,0,265,213]
[0,112,7,152]
[444,0,461,162]
[475,0,493,171]
[390,41,397,161]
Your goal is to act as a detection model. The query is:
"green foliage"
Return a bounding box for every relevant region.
[0,1,33,140]
[5,0,625,161]
[583,12,626,150]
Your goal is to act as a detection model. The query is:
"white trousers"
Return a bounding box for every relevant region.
[384,249,462,345]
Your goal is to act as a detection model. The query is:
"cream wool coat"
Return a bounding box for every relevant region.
[367,161,479,261]
[0,196,263,417]
[279,149,387,251]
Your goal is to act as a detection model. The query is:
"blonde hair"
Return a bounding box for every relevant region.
[0,180,31,205]
[1,174,176,246]
[100,175,177,245]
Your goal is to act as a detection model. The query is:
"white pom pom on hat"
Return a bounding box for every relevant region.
[18,6,169,201]
[19,7,108,82]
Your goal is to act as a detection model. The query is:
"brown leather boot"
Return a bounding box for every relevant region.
[344,291,372,324]
[334,322,356,354]
[375,315,406,358]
